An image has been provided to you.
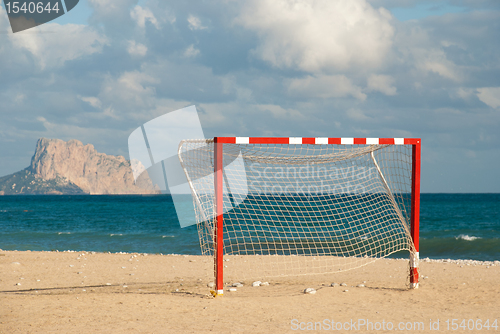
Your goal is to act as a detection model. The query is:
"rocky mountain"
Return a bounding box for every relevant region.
[0,138,159,195]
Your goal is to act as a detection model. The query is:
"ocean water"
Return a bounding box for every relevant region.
[0,194,498,261]
[0,195,200,255]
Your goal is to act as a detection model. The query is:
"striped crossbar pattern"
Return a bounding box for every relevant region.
[216,137,420,145]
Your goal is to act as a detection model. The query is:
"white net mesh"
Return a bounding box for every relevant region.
[178,139,416,281]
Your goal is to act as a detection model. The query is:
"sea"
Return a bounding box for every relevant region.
[0,194,498,261]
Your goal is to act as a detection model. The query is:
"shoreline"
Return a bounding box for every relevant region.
[2,248,498,266]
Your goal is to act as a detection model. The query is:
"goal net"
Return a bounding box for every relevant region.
[178,137,420,294]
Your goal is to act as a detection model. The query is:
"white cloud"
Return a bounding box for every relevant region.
[0,6,8,30]
[187,15,207,30]
[99,71,160,113]
[80,96,102,109]
[441,40,465,49]
[35,114,129,146]
[131,5,160,29]
[8,23,108,70]
[397,27,462,81]
[80,106,121,120]
[255,104,306,120]
[102,106,120,120]
[14,94,26,103]
[420,58,460,81]
[434,107,462,115]
[346,108,372,121]
[456,87,475,100]
[89,0,135,17]
[221,76,253,100]
[127,40,148,57]
[367,74,397,95]
[477,87,500,109]
[236,0,394,73]
[288,75,367,100]
[117,71,159,93]
[184,44,200,57]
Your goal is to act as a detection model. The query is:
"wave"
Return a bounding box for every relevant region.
[109,234,123,236]
[162,235,175,238]
[420,235,499,261]
[455,234,481,241]
[58,232,71,235]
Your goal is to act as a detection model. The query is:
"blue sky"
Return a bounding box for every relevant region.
[0,0,499,192]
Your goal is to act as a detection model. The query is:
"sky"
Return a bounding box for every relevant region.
[0,0,499,193]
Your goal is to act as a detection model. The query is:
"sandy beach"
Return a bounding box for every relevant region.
[1,250,499,333]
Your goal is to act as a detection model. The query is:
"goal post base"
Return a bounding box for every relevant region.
[410,267,419,289]
[410,251,419,289]
[210,290,224,297]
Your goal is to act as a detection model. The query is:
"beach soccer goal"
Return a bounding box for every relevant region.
[178,137,421,296]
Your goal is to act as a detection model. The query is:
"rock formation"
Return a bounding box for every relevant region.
[0,138,160,195]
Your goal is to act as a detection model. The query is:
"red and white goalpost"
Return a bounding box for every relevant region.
[179,137,421,296]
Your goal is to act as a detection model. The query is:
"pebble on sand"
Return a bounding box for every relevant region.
[252,281,262,287]
[304,288,316,294]
[340,283,347,287]
[228,288,237,292]
[331,283,339,287]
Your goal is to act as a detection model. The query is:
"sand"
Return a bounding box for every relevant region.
[1,250,499,333]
